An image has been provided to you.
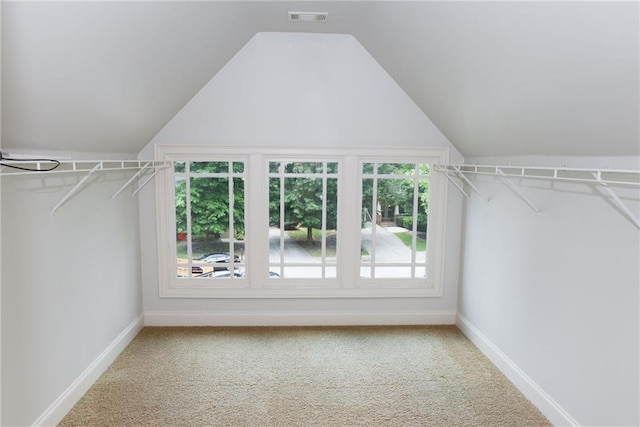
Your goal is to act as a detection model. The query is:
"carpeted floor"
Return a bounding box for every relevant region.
[59,325,551,426]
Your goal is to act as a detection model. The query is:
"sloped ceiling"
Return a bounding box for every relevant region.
[2,1,638,158]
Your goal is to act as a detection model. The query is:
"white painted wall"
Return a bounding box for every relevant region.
[144,32,462,154]
[457,155,640,426]
[0,2,3,419]
[1,150,144,426]
[138,32,464,322]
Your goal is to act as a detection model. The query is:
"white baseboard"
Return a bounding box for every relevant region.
[144,310,457,327]
[33,315,144,427]
[456,314,579,427]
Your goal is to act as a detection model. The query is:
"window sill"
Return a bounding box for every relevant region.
[159,286,442,299]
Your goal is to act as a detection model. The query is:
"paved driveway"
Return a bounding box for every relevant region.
[269,223,412,263]
[268,227,318,263]
[360,222,412,262]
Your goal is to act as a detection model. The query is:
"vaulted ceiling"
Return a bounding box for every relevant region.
[2,1,638,158]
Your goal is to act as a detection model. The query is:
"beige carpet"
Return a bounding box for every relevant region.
[59,326,551,426]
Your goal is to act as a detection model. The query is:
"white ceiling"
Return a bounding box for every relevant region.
[2,1,638,158]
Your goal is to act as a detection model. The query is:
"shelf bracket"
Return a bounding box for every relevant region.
[440,169,470,199]
[51,163,102,215]
[453,166,489,202]
[111,161,153,199]
[592,172,640,229]
[132,167,164,196]
[496,168,540,215]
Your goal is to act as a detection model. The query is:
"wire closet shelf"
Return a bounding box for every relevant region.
[434,164,640,186]
[0,159,172,215]
[434,164,640,228]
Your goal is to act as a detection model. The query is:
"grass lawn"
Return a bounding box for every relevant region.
[395,231,427,251]
[286,228,337,257]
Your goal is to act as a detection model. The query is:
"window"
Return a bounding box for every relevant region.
[360,162,430,280]
[155,147,448,298]
[268,161,339,280]
[174,161,246,283]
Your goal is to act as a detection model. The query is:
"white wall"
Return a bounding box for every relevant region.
[144,32,461,153]
[457,155,640,426]
[1,151,144,426]
[138,32,464,324]
[0,2,4,421]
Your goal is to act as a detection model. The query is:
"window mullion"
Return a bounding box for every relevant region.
[185,165,193,276]
[228,162,235,275]
[371,165,378,279]
[246,154,263,288]
[278,164,285,277]
[321,164,328,278]
[411,169,420,278]
[339,156,358,288]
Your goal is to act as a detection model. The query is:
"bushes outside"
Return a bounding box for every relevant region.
[395,213,428,232]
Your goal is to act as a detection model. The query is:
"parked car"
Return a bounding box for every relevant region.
[196,270,244,278]
[195,270,280,279]
[197,252,240,271]
[191,265,204,274]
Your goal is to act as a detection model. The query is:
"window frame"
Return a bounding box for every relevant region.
[155,145,449,298]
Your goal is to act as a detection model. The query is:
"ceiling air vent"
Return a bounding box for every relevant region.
[288,12,328,22]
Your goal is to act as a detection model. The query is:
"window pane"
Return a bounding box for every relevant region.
[283,177,322,264]
[233,177,246,242]
[283,266,323,278]
[269,161,339,279]
[194,267,244,280]
[324,266,337,279]
[362,163,374,174]
[374,266,413,279]
[289,162,323,174]
[182,172,246,278]
[359,265,372,279]
[174,162,186,173]
[378,163,416,175]
[360,165,430,280]
[269,177,281,227]
[361,178,374,225]
[325,175,338,261]
[269,162,281,174]
[190,161,228,174]
[326,162,339,174]
[175,177,188,277]
[378,178,413,262]
[233,162,244,173]
[418,178,430,232]
[190,177,229,255]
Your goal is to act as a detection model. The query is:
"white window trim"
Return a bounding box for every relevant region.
[155,145,449,298]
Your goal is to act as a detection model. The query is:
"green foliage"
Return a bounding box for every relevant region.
[177,161,429,245]
[270,163,338,242]
[396,213,428,232]
[361,163,430,220]
[175,165,245,242]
